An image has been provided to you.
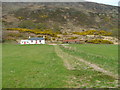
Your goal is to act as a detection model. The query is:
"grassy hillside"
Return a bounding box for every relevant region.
[2,2,118,35]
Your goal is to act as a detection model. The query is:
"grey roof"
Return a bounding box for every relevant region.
[28,37,44,40]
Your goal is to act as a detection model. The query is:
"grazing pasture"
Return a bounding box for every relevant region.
[62,44,118,75]
[2,44,68,88]
[2,44,118,88]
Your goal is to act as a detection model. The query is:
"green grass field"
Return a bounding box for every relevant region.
[2,44,68,88]
[60,44,118,74]
[2,44,118,88]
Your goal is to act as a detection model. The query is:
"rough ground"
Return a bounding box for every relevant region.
[54,45,74,70]
[54,45,118,79]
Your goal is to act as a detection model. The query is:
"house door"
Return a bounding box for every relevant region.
[24,42,26,44]
[36,40,37,44]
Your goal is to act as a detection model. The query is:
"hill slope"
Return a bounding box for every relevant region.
[2,2,119,42]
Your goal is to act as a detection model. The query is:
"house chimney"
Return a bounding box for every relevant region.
[43,36,45,39]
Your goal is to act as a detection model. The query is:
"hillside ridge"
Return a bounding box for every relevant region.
[2,2,119,43]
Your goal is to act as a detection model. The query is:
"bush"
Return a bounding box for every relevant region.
[45,36,51,40]
[73,30,112,36]
[6,28,58,37]
[63,32,68,35]
[86,39,113,44]
[68,37,78,40]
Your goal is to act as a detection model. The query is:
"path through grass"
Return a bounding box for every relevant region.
[55,45,118,88]
[60,44,118,75]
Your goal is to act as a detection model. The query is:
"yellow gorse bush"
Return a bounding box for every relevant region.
[6,28,57,37]
[86,39,113,44]
[68,37,78,40]
[73,30,112,36]
[39,15,48,18]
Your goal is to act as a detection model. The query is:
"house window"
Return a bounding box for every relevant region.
[31,40,33,42]
[39,40,41,42]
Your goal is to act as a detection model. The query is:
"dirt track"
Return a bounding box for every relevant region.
[54,45,118,79]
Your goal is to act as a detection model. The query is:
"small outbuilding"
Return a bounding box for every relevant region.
[20,37,45,44]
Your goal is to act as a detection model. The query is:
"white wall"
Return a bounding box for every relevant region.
[20,40,29,44]
[20,40,45,44]
[41,40,45,44]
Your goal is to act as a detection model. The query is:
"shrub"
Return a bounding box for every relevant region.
[73,30,112,36]
[86,39,113,44]
[52,37,56,40]
[63,32,68,35]
[6,28,58,37]
[17,16,24,20]
[68,37,78,40]
[45,36,51,40]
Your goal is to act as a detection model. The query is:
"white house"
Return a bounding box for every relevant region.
[20,37,45,44]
